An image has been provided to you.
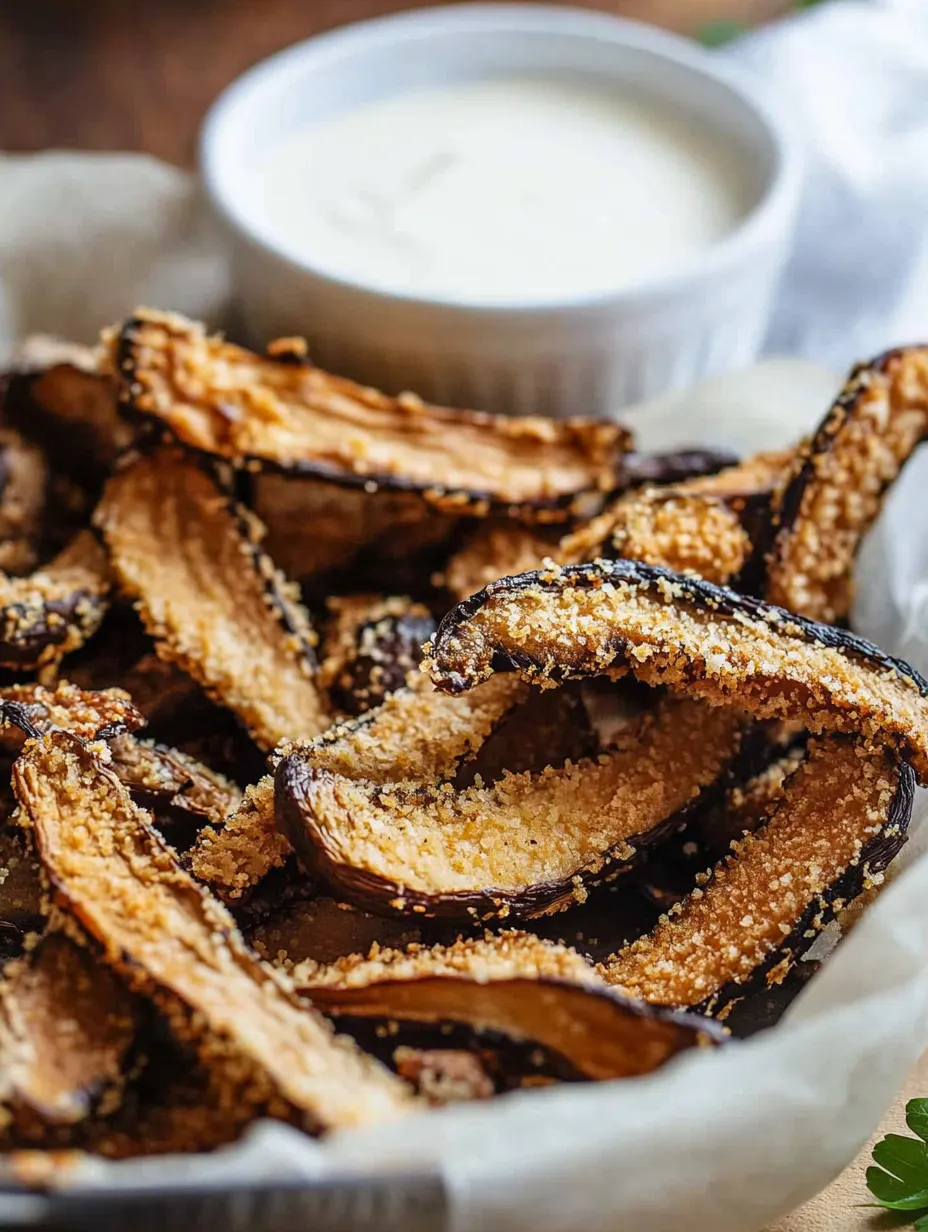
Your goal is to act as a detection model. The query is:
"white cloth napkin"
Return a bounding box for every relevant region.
[728,0,928,366]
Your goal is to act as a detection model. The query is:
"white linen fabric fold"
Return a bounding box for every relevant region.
[728,0,928,366]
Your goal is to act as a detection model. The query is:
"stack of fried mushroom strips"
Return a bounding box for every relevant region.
[0,310,923,1165]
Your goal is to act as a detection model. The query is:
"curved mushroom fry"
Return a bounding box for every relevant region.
[251,473,460,591]
[189,674,526,903]
[443,447,786,602]
[427,559,928,781]
[95,448,328,751]
[110,308,630,519]
[0,934,139,1134]
[12,731,415,1133]
[759,347,928,623]
[108,736,243,836]
[0,530,110,671]
[299,935,723,1083]
[320,595,436,716]
[600,736,914,1015]
[3,340,129,486]
[275,695,746,921]
[0,430,49,576]
[0,682,144,751]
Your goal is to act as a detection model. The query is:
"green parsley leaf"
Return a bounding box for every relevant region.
[908,1099,928,1144]
[697,19,744,47]
[866,1128,928,1212]
[915,1216,928,1232]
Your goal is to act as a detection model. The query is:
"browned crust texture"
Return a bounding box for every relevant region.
[109,309,629,519]
[600,737,914,1014]
[12,731,415,1133]
[275,695,746,921]
[427,559,928,781]
[0,530,110,671]
[298,933,723,1082]
[187,776,289,903]
[0,933,139,1133]
[0,682,143,751]
[761,347,928,622]
[95,448,329,750]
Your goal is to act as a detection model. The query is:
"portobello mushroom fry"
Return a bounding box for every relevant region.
[95,448,328,751]
[427,559,928,780]
[110,308,630,519]
[12,731,415,1133]
[760,346,928,623]
[275,694,746,921]
[601,736,914,1015]
[299,933,723,1084]
[443,447,788,601]
[190,675,526,901]
[0,531,110,672]
[0,934,139,1135]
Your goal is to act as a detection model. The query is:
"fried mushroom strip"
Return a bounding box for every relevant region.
[760,347,928,622]
[0,682,143,752]
[299,933,723,1083]
[275,695,746,920]
[109,309,629,519]
[12,732,415,1132]
[95,448,328,750]
[427,559,928,781]
[443,448,788,601]
[600,736,914,1014]
[108,736,243,830]
[3,338,128,485]
[320,595,436,716]
[190,675,525,901]
[0,934,139,1136]
[0,430,49,576]
[0,531,110,671]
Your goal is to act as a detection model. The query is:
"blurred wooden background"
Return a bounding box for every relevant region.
[0,0,789,166]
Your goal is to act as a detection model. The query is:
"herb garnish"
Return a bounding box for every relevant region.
[697,0,829,47]
[866,1099,928,1228]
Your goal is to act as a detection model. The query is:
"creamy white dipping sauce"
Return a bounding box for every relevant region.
[257,76,750,303]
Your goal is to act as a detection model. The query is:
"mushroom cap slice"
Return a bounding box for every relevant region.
[110,308,630,520]
[427,559,928,781]
[12,732,415,1133]
[759,346,928,623]
[300,934,724,1083]
[275,694,746,921]
[600,736,914,1015]
[96,448,328,750]
[0,531,110,671]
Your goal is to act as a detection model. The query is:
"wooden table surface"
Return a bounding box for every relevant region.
[0,0,789,166]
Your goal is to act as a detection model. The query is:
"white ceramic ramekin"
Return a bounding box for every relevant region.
[200,4,801,418]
